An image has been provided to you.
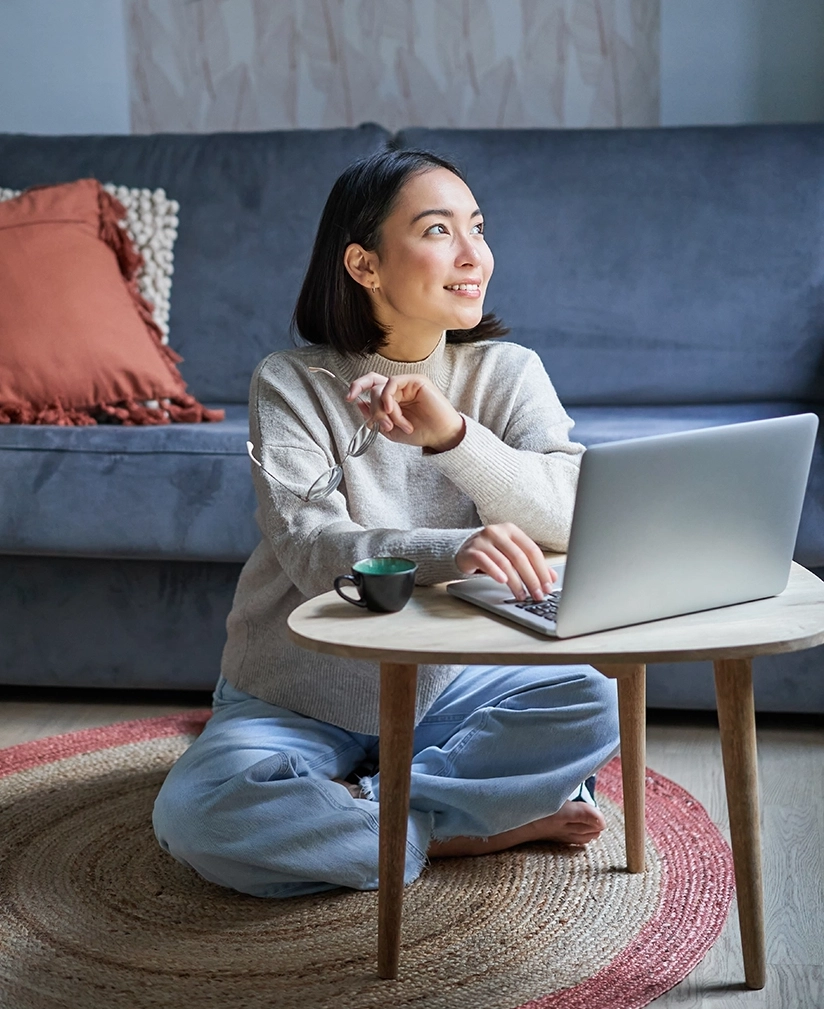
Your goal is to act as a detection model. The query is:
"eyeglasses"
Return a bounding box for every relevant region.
[246,366,380,501]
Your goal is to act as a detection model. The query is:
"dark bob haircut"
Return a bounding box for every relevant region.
[291,148,508,355]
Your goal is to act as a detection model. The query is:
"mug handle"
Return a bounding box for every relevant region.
[334,574,368,607]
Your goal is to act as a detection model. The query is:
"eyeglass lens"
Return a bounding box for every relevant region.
[307,469,341,499]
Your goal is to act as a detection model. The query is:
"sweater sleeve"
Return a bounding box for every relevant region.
[250,360,480,599]
[425,349,583,550]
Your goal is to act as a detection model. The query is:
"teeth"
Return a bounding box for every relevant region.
[446,284,480,291]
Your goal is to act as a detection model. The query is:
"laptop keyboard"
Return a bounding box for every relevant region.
[504,591,562,621]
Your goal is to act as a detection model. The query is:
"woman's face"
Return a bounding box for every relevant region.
[369,168,495,342]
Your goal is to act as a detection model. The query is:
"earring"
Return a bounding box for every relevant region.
[371,284,376,294]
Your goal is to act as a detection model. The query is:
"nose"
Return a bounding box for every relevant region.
[455,233,481,268]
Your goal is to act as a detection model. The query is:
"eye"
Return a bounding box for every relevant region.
[424,223,449,235]
[471,221,485,235]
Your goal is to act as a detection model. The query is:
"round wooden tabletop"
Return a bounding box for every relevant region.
[287,561,824,666]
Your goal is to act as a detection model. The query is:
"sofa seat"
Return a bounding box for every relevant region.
[0,405,256,563]
[2,399,821,567]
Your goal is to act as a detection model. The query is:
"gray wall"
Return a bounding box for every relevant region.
[0,0,822,134]
[661,0,824,125]
[0,0,130,134]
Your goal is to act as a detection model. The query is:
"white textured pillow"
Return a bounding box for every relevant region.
[0,183,178,345]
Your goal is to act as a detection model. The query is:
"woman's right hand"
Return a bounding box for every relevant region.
[456,523,558,602]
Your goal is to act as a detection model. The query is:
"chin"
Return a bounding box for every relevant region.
[446,308,485,332]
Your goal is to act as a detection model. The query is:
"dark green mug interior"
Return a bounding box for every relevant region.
[353,557,416,575]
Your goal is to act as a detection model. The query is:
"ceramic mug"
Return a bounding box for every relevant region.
[334,557,418,613]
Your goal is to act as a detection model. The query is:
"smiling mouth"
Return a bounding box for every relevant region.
[444,283,482,296]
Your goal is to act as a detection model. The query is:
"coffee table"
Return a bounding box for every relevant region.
[288,559,824,987]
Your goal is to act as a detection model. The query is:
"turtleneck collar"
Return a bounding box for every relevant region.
[330,331,452,392]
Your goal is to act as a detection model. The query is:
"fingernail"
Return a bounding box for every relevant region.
[543,581,553,593]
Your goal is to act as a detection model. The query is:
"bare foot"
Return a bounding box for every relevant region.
[528,800,606,845]
[332,778,363,800]
[428,801,606,859]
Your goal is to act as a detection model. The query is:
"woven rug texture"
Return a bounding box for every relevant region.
[0,712,734,1009]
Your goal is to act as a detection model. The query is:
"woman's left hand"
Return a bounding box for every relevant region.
[346,372,465,453]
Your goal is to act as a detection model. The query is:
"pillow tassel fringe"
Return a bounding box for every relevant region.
[0,395,223,427]
[97,185,224,425]
[0,398,97,426]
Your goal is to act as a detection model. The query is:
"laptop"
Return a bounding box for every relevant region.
[447,414,818,638]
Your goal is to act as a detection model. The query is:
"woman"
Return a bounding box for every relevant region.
[153,150,620,897]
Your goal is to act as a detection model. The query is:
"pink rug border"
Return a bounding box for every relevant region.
[0,711,735,1009]
[0,710,212,778]
[521,762,735,1009]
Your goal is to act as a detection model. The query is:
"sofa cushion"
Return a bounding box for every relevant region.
[0,126,392,405]
[397,125,824,406]
[0,406,257,562]
[2,401,822,567]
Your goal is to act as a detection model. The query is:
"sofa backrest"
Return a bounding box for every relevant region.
[3,124,823,406]
[0,126,390,404]
[398,125,824,405]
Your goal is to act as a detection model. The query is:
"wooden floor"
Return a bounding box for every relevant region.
[1,686,822,1007]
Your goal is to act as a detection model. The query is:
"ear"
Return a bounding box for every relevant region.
[343,243,380,291]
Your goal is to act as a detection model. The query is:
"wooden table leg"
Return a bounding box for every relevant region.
[714,657,766,990]
[594,663,646,873]
[378,661,418,980]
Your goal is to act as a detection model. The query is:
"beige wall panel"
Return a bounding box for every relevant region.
[127,0,659,132]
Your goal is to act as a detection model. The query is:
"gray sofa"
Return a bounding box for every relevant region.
[1,123,822,711]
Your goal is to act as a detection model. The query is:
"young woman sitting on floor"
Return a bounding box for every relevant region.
[152,149,620,897]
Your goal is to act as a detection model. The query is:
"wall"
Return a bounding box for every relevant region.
[0,0,130,134]
[1,0,823,135]
[125,0,659,132]
[661,0,824,125]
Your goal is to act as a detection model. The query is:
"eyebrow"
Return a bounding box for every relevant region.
[410,207,483,225]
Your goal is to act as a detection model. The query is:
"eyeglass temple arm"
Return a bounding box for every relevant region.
[306,366,348,387]
[246,441,291,485]
[307,366,376,411]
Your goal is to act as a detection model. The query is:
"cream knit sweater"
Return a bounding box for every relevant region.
[221,333,584,734]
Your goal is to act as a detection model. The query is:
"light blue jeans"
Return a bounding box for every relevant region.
[153,664,620,898]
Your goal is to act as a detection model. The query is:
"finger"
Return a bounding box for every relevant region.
[346,373,387,402]
[485,532,544,600]
[380,385,414,434]
[505,526,558,594]
[355,400,378,429]
[369,387,395,432]
[459,549,510,587]
[481,545,531,600]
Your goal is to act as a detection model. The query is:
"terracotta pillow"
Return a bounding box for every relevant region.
[0,178,222,426]
[1,182,179,344]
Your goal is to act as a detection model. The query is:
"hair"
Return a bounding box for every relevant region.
[291,148,508,354]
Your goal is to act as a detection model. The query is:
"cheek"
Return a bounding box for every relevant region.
[386,248,448,294]
[416,248,451,287]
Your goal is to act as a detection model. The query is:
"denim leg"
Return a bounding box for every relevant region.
[152,677,432,897]
[366,664,620,841]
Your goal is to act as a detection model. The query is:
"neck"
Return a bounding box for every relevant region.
[378,329,445,363]
[330,330,452,392]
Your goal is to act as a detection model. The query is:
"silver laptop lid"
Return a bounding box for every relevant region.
[555,413,818,637]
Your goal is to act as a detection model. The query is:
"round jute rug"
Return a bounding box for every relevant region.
[0,712,733,1009]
